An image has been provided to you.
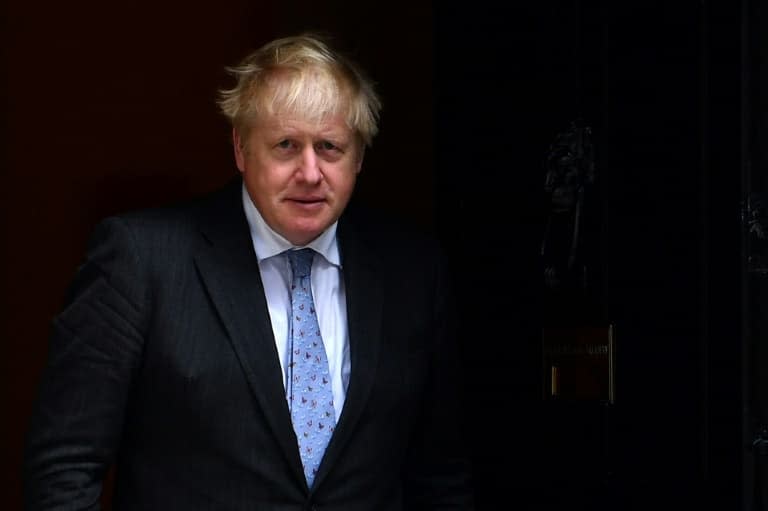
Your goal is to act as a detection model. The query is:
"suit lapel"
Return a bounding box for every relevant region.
[192,179,306,486]
[312,213,384,491]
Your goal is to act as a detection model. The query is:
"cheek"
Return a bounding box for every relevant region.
[333,165,359,191]
[242,170,281,213]
[245,162,286,193]
[327,177,355,204]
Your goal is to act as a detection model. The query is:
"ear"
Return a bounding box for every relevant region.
[233,128,246,173]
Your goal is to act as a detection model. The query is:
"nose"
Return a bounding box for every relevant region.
[297,146,322,184]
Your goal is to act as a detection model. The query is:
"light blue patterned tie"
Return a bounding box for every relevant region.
[286,248,335,488]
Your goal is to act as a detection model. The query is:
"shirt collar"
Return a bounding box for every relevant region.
[241,183,341,266]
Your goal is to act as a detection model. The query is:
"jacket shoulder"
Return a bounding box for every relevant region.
[91,177,243,249]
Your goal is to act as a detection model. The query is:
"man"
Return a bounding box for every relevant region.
[24,34,475,509]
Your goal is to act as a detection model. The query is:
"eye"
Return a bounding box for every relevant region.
[317,140,339,152]
[276,139,293,149]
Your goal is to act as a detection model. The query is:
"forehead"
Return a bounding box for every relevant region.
[253,112,355,139]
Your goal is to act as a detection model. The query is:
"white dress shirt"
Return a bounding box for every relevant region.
[241,185,350,421]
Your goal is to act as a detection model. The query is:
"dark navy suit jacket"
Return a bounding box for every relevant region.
[24,177,474,510]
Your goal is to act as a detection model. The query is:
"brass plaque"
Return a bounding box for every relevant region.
[542,325,615,403]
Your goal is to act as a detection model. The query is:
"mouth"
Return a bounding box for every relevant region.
[286,197,326,209]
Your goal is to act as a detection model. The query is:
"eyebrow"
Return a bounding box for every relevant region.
[276,128,351,143]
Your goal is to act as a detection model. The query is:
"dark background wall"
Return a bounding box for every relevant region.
[436,2,756,510]
[3,1,765,510]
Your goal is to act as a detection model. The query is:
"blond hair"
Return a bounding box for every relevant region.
[217,34,381,147]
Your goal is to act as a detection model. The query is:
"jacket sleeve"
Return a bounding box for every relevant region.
[23,217,149,510]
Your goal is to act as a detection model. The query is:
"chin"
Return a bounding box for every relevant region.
[286,227,324,246]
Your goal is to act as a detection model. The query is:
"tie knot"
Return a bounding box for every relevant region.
[287,248,314,279]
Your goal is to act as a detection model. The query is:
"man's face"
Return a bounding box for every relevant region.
[234,112,363,246]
